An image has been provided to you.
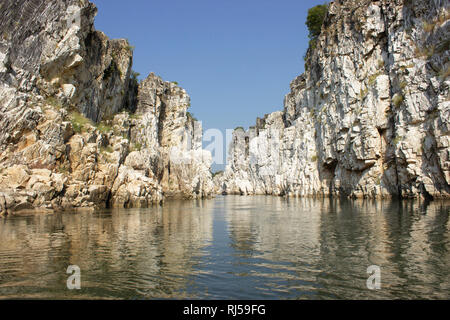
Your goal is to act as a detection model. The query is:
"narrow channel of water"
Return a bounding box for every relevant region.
[0,196,448,299]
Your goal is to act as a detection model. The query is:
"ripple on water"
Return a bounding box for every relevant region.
[0,196,449,299]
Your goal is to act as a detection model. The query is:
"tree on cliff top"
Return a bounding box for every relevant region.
[306,4,328,45]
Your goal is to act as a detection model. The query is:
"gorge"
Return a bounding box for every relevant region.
[0,0,449,216]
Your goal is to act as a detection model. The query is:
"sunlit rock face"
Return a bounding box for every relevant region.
[218,0,449,199]
[128,73,214,200]
[0,0,213,214]
[0,0,133,124]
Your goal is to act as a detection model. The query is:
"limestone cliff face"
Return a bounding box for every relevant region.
[0,0,213,214]
[218,0,450,199]
[0,0,133,124]
[128,73,213,201]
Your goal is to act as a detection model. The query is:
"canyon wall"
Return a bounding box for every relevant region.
[218,0,450,199]
[0,0,213,214]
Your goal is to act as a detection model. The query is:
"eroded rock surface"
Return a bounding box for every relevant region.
[218,0,449,199]
[0,0,213,214]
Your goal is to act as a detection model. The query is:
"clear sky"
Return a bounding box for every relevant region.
[91,0,326,170]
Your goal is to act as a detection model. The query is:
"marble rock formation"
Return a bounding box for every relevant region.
[218,0,449,200]
[0,0,213,214]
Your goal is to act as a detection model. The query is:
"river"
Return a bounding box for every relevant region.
[0,196,449,299]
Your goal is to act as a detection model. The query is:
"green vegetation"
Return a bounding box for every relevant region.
[311,154,318,162]
[359,88,369,101]
[58,164,70,174]
[70,110,92,133]
[172,81,179,85]
[305,4,328,51]
[129,112,142,120]
[235,126,245,131]
[103,60,122,79]
[212,171,223,178]
[44,96,62,110]
[399,81,408,90]
[125,39,135,51]
[96,122,112,134]
[131,70,140,82]
[306,4,328,42]
[354,106,362,115]
[368,72,381,86]
[392,135,403,145]
[100,146,114,154]
[392,94,404,108]
[308,38,318,51]
[132,143,142,152]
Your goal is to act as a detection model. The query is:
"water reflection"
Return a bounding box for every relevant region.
[0,196,448,299]
[0,199,213,299]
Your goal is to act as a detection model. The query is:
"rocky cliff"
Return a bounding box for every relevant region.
[0,0,213,214]
[218,0,450,199]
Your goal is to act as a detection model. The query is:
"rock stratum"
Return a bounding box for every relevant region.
[217,0,450,199]
[1,0,449,215]
[0,0,213,214]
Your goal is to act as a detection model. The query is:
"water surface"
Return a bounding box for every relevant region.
[0,196,449,299]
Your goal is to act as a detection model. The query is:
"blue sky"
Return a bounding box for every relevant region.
[91,0,326,170]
